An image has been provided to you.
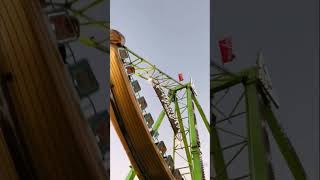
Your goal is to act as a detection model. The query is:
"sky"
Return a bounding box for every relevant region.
[211,0,319,179]
[110,0,210,179]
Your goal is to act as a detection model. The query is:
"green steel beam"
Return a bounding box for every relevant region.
[192,94,210,133]
[150,110,165,136]
[125,167,136,180]
[262,103,307,180]
[244,70,269,180]
[173,84,188,92]
[210,121,229,180]
[174,95,193,177]
[187,86,202,180]
[211,75,243,93]
[211,68,255,93]
[78,0,104,13]
[79,38,109,54]
[70,9,108,29]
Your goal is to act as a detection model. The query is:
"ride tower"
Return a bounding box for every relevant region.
[210,53,307,180]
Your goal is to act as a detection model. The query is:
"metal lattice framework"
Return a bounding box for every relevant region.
[210,53,307,180]
[123,47,182,89]
[45,0,109,54]
[117,47,210,180]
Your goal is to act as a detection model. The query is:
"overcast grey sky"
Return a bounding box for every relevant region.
[111,0,210,179]
[211,0,319,179]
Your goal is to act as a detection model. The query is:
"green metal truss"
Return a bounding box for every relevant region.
[122,46,183,90]
[211,57,307,180]
[120,48,209,180]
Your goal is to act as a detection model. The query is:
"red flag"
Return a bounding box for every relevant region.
[178,72,184,81]
[219,36,235,64]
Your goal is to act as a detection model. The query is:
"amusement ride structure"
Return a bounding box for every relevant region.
[210,54,307,180]
[0,0,308,179]
[110,30,209,180]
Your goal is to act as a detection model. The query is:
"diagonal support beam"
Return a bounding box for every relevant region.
[192,94,210,133]
[78,0,104,13]
[174,95,193,177]
[125,167,136,180]
[210,114,229,180]
[262,103,307,180]
[187,86,202,180]
[244,71,269,180]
